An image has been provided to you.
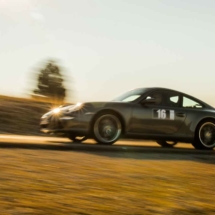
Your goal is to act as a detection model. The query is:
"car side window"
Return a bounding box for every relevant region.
[145,91,181,107]
[162,91,180,107]
[182,96,203,108]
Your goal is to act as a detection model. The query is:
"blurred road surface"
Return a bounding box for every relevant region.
[0,134,214,154]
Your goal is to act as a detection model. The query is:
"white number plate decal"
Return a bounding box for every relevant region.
[153,109,175,120]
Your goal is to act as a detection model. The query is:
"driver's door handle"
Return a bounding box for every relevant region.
[176,113,185,117]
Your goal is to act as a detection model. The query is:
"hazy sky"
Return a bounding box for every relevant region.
[1,0,215,105]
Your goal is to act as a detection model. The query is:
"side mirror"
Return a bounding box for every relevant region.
[141,97,157,105]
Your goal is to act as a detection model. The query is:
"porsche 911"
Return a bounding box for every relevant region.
[40,87,215,150]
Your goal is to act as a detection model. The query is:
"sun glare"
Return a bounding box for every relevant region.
[53,108,60,114]
[76,102,82,107]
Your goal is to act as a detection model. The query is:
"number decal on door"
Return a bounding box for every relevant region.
[157,109,166,119]
[153,109,175,120]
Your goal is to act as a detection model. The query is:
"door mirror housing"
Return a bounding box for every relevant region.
[141,97,157,105]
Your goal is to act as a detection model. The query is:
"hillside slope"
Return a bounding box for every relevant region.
[0,95,52,135]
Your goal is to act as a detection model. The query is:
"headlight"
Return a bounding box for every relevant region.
[41,103,83,119]
[53,108,61,114]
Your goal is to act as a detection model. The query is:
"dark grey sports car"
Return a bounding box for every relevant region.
[40,87,215,150]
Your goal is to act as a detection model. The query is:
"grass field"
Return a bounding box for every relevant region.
[0,146,215,215]
[0,95,54,135]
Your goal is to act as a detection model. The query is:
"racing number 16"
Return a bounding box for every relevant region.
[153,109,175,120]
[157,109,166,119]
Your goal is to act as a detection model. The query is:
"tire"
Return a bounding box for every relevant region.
[68,134,87,143]
[192,119,215,150]
[156,140,178,148]
[93,113,122,145]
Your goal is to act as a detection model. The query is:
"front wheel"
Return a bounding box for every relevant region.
[192,120,215,150]
[156,140,178,148]
[93,113,122,145]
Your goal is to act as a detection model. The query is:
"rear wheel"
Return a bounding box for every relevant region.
[93,113,122,145]
[156,140,178,148]
[192,120,215,150]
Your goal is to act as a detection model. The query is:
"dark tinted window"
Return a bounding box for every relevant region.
[145,90,181,107]
[146,91,163,105]
[162,91,180,107]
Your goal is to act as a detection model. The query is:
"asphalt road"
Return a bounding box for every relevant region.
[0,134,214,154]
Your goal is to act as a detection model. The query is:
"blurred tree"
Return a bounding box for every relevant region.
[33,60,66,104]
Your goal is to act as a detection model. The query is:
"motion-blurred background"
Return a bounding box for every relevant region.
[1,0,215,135]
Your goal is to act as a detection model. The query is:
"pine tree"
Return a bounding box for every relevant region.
[33,60,66,103]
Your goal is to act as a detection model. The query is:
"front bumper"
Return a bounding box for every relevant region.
[40,116,74,133]
[40,114,91,136]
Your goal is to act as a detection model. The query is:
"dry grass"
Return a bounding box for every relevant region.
[0,147,215,215]
[0,95,53,135]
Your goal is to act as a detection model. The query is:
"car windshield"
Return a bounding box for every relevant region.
[112,88,148,102]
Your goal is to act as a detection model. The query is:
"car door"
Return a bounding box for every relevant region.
[130,90,187,135]
[129,90,163,134]
[149,90,187,134]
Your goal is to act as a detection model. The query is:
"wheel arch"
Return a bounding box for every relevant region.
[90,109,126,134]
[194,117,215,136]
